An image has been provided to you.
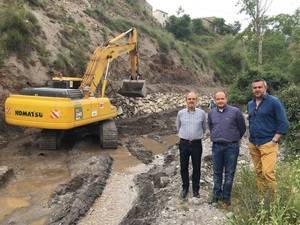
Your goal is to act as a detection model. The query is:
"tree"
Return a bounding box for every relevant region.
[228,21,241,34]
[238,0,272,66]
[165,14,192,40]
[191,18,208,35]
[176,6,184,16]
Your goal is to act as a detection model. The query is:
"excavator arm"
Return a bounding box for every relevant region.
[79,28,145,97]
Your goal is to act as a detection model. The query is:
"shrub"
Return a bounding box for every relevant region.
[166,15,192,40]
[209,35,248,83]
[0,3,40,58]
[0,48,5,67]
[52,48,87,76]
[278,84,300,155]
[228,69,289,105]
[23,0,43,7]
[229,159,300,225]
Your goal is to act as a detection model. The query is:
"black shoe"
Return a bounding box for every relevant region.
[180,189,188,199]
[193,192,200,198]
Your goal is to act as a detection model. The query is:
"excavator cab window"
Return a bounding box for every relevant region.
[47,80,81,89]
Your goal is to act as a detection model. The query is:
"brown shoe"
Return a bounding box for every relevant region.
[221,202,231,209]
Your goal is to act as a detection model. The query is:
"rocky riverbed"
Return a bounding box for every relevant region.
[0,91,253,225]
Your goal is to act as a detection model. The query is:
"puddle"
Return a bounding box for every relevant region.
[102,146,141,173]
[140,137,166,155]
[141,134,178,155]
[0,150,71,224]
[0,134,179,224]
[162,134,178,146]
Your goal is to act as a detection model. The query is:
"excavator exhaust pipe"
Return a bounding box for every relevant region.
[118,79,146,97]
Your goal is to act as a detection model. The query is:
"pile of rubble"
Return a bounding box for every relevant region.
[111,92,210,119]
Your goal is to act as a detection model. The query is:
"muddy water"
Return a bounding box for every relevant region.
[78,135,178,225]
[141,134,178,155]
[0,144,71,225]
[0,135,178,225]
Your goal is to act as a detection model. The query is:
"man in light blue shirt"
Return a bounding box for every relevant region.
[176,91,206,199]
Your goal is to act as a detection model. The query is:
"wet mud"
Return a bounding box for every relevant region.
[0,108,181,225]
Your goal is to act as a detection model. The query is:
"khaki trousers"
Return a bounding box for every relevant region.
[248,141,279,192]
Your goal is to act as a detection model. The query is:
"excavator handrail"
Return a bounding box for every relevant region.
[79,28,138,97]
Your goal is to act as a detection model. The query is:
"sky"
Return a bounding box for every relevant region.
[146,0,300,28]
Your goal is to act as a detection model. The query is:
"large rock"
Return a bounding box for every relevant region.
[0,166,13,186]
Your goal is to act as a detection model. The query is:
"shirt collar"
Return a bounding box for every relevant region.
[217,105,227,113]
[253,93,269,102]
[187,108,196,112]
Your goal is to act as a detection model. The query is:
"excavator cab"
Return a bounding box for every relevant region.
[47,76,82,89]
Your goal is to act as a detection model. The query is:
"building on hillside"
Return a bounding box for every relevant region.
[153,9,168,26]
[202,17,218,33]
[137,0,153,16]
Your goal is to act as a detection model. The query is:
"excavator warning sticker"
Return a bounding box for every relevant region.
[50,110,61,119]
[75,107,83,120]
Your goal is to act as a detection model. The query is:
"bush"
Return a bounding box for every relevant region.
[23,0,43,7]
[229,159,300,225]
[209,35,248,83]
[0,48,5,67]
[52,47,87,76]
[278,84,300,155]
[228,69,289,105]
[0,3,40,58]
[166,15,192,40]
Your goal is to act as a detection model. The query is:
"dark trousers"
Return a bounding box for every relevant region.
[179,139,203,193]
[212,142,239,203]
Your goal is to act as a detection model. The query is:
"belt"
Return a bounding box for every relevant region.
[180,138,202,144]
[214,141,238,145]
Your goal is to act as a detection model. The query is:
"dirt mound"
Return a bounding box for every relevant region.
[46,155,113,225]
[117,109,178,137]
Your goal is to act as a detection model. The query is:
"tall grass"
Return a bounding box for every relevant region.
[0,2,40,59]
[228,158,300,225]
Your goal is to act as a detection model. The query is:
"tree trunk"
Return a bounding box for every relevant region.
[256,0,263,66]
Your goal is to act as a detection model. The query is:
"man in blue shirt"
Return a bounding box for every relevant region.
[176,91,206,199]
[208,91,246,208]
[248,79,289,192]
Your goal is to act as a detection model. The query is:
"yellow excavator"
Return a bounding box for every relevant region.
[5,28,146,150]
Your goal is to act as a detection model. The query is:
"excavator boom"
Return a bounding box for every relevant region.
[80,28,146,97]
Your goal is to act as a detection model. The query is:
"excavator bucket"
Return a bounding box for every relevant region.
[118,79,146,97]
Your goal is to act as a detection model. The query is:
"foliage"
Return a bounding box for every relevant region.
[0,2,40,59]
[261,30,289,70]
[52,47,87,76]
[23,0,43,7]
[0,49,5,68]
[191,18,209,35]
[228,160,300,225]
[228,69,289,105]
[165,14,192,40]
[35,44,51,66]
[213,18,241,35]
[278,85,300,154]
[209,35,248,83]
[84,8,113,28]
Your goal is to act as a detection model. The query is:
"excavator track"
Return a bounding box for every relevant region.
[99,120,118,149]
[39,130,62,150]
